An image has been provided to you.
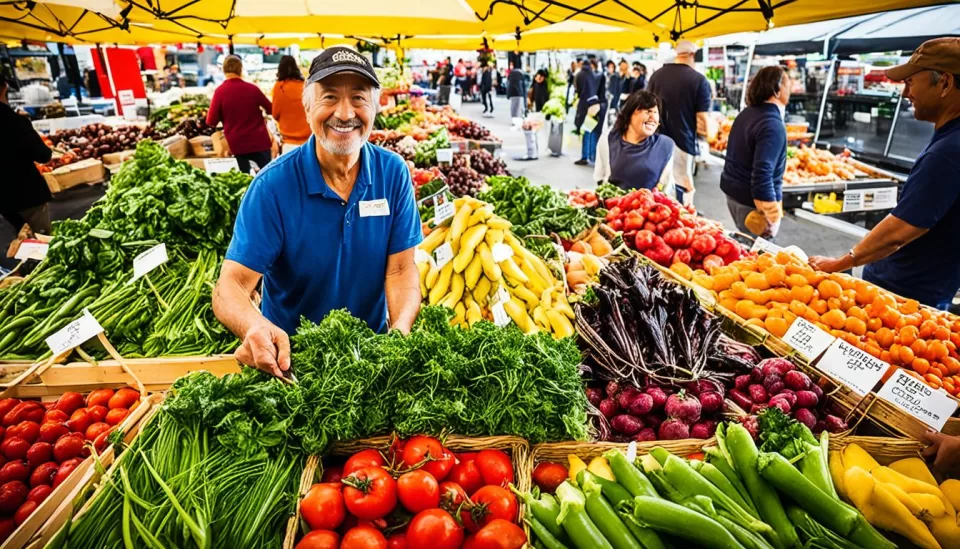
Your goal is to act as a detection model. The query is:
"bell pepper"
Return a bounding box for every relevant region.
[608,218,623,232]
[633,230,656,251]
[672,248,693,265]
[644,237,674,266]
[647,204,673,224]
[624,210,647,231]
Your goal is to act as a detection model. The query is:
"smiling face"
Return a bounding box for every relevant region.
[903,70,950,122]
[629,105,660,138]
[304,72,376,156]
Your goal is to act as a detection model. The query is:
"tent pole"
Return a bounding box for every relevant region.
[883,92,904,158]
[813,57,837,144]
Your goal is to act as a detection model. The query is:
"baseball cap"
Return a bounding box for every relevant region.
[886,38,960,81]
[306,47,380,88]
[675,40,699,55]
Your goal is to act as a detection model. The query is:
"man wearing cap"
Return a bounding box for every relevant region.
[810,38,960,313]
[646,40,712,206]
[213,47,423,379]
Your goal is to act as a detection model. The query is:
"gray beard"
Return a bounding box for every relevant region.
[318,126,368,155]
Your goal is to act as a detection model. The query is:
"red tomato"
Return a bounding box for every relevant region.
[85,406,108,424]
[406,509,464,549]
[532,462,568,494]
[38,423,69,444]
[401,436,454,482]
[0,462,29,485]
[14,421,39,444]
[341,525,387,549]
[20,404,44,424]
[463,486,518,533]
[0,518,14,542]
[447,457,483,495]
[42,410,68,424]
[85,389,114,408]
[13,499,37,525]
[320,465,342,483]
[107,388,139,410]
[397,469,439,513]
[54,393,84,416]
[1,438,29,461]
[386,437,406,464]
[65,409,92,434]
[458,452,478,463]
[343,449,386,477]
[471,519,527,549]
[26,485,52,505]
[342,467,397,521]
[104,408,129,426]
[92,429,111,453]
[439,481,468,509]
[475,449,514,487]
[53,434,84,462]
[293,530,339,549]
[300,483,345,531]
[25,442,52,469]
[52,458,82,488]
[0,400,20,421]
[29,462,58,488]
[0,481,27,513]
[386,533,407,549]
[85,422,111,442]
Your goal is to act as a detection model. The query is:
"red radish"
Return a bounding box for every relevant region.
[611,415,644,436]
[658,419,690,440]
[795,390,819,409]
[627,393,655,416]
[811,384,824,401]
[690,421,716,439]
[0,461,29,485]
[794,408,818,429]
[38,423,68,444]
[747,384,769,404]
[687,379,725,398]
[617,387,640,411]
[729,389,753,411]
[26,485,51,504]
[750,367,765,382]
[665,392,701,423]
[585,388,603,407]
[0,481,27,513]
[25,442,52,469]
[775,392,797,408]
[825,415,848,432]
[29,462,58,488]
[699,392,723,414]
[768,397,792,415]
[605,381,620,398]
[633,428,658,442]
[760,358,794,377]
[644,386,668,410]
[598,399,619,419]
[14,500,37,525]
[1,438,29,461]
[784,371,811,391]
[763,375,785,396]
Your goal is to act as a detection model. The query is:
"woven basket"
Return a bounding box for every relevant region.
[531,438,711,466]
[283,435,531,549]
[828,435,926,465]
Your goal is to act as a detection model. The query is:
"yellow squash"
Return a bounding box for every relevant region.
[587,457,615,482]
[890,458,938,487]
[464,255,483,289]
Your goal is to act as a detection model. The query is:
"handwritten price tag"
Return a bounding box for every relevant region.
[14,240,48,261]
[492,302,511,327]
[131,243,168,282]
[751,237,783,255]
[433,243,454,269]
[492,243,514,263]
[436,148,454,163]
[45,309,104,356]
[434,194,456,225]
[203,157,240,174]
[782,317,836,361]
[816,339,889,396]
[414,248,435,267]
[491,285,511,306]
[877,368,958,431]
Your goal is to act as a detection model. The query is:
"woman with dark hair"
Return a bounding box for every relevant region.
[594,90,675,192]
[529,69,549,112]
[720,65,791,239]
[271,55,310,154]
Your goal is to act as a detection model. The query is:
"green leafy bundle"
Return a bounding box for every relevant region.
[413,127,450,167]
[478,175,596,239]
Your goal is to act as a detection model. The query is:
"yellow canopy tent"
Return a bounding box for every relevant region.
[491,20,655,51]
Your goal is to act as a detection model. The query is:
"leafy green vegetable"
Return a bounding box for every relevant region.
[478,176,596,239]
[757,408,819,459]
[414,127,450,167]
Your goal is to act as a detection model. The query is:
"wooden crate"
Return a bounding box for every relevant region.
[42,159,105,193]
[2,392,161,549]
[283,436,531,549]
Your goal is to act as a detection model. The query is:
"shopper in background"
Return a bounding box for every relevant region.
[810,38,960,312]
[591,59,607,159]
[632,62,647,92]
[573,58,600,166]
[647,41,711,206]
[214,47,423,379]
[480,63,494,117]
[530,69,549,112]
[606,60,622,114]
[719,66,790,240]
[566,60,578,110]
[271,55,311,154]
[507,62,526,121]
[594,90,675,193]
[0,77,52,234]
[616,59,632,110]
[207,55,274,175]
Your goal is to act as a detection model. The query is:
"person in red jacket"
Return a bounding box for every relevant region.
[206,55,273,174]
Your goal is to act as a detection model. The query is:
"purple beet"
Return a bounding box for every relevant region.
[795,390,819,409]
[642,413,664,431]
[768,395,792,414]
[690,421,716,439]
[665,391,702,423]
[750,367,765,382]
[729,389,753,411]
[825,414,848,432]
[658,418,691,440]
[760,358,794,377]
[741,415,760,439]
[599,398,619,419]
[627,393,655,416]
[586,387,604,407]
[606,381,621,398]
[748,384,769,404]
[634,428,658,442]
[699,391,724,415]
[611,414,645,436]
[794,407,818,429]
[811,383,824,401]
[618,386,640,411]
[644,386,668,411]
[734,374,752,391]
[763,374,785,396]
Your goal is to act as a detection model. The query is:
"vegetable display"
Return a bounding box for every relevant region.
[418,196,576,339]
[47,123,146,160]
[478,176,596,240]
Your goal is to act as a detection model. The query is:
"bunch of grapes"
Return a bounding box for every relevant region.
[447,118,494,141]
[469,149,510,177]
[440,153,485,196]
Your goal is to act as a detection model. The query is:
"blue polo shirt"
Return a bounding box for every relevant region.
[864,116,960,309]
[226,136,423,334]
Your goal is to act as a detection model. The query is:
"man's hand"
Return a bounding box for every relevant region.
[923,431,960,477]
[235,320,290,379]
[809,255,849,273]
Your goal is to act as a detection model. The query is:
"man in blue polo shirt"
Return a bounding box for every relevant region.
[213,47,423,379]
[810,38,960,311]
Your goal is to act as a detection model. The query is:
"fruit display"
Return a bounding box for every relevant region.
[688,250,960,394]
[295,436,526,549]
[47,123,146,160]
[0,387,140,542]
[468,149,509,178]
[591,380,727,441]
[417,196,576,339]
[438,153,485,197]
[563,226,615,291]
[604,187,748,270]
[567,189,600,208]
[708,114,733,153]
[35,150,79,174]
[447,117,495,141]
[783,145,858,185]
[831,442,960,548]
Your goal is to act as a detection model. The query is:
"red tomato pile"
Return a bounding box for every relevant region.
[604,188,747,270]
[0,387,139,540]
[567,189,599,208]
[295,435,527,549]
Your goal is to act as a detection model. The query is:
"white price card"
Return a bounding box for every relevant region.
[14,240,48,261]
[842,187,898,213]
[877,368,959,431]
[751,237,783,255]
[434,195,456,225]
[204,157,240,174]
[492,243,514,263]
[782,317,836,361]
[414,248,435,267]
[117,89,135,106]
[492,285,511,306]
[131,243,168,282]
[433,242,454,269]
[816,338,890,396]
[492,302,511,327]
[436,148,454,163]
[45,309,104,356]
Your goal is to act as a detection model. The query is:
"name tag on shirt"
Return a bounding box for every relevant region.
[359,199,390,217]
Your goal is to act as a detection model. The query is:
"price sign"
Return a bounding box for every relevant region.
[117,90,135,106]
[14,240,48,261]
[842,188,898,213]
[433,242,454,269]
[492,302,511,327]
[492,243,514,263]
[436,148,454,163]
[434,194,456,225]
[816,338,889,396]
[782,317,836,361]
[877,368,958,431]
[751,237,783,255]
[131,243,168,282]
[414,248,435,267]
[491,285,511,306]
[204,158,240,174]
[45,309,104,356]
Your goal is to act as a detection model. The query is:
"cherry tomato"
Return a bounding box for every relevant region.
[447,457,483,495]
[52,458,83,488]
[532,462,568,494]
[300,483,345,531]
[406,509,463,549]
[401,436,454,482]
[397,469,440,513]
[341,525,387,549]
[342,466,397,521]
[471,519,527,549]
[439,481,468,510]
[85,389,114,408]
[386,533,407,549]
[475,449,514,487]
[343,449,386,477]
[293,529,339,549]
[463,486,518,533]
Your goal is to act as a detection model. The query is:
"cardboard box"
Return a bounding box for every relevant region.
[183,157,207,169]
[44,159,105,193]
[161,135,189,159]
[189,135,216,158]
[211,130,231,157]
[101,149,136,165]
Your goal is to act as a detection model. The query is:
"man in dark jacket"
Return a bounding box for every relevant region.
[1,78,53,234]
[480,64,494,117]
[507,62,526,120]
[573,59,600,165]
[606,60,622,112]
